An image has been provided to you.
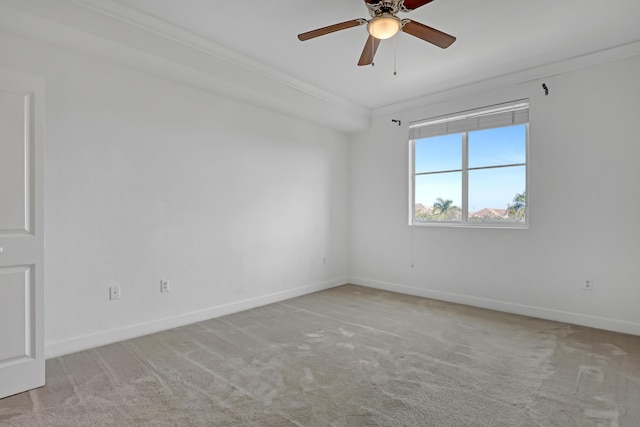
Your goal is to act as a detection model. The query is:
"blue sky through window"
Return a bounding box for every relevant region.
[415,133,461,173]
[469,125,526,168]
[414,124,526,212]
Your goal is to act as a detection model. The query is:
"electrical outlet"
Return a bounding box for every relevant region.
[110,286,121,300]
[160,280,169,293]
[583,280,593,291]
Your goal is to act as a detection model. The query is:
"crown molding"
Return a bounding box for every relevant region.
[0,0,370,133]
[372,40,640,118]
[7,0,637,132]
[69,0,366,114]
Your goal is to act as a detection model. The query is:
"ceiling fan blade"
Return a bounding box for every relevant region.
[298,19,366,41]
[402,20,456,48]
[358,35,381,66]
[401,0,436,10]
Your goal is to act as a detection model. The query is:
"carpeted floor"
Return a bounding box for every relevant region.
[1,284,639,426]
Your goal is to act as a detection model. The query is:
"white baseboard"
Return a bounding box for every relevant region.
[45,278,347,359]
[350,277,640,337]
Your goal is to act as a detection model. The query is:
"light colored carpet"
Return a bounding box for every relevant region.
[1,284,639,426]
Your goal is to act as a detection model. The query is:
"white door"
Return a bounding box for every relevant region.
[0,68,44,399]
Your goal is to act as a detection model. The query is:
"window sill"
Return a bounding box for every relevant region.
[410,221,528,229]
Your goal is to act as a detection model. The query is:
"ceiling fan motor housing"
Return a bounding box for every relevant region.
[367,1,401,17]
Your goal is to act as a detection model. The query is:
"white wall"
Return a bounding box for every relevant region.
[0,33,350,357]
[349,55,640,335]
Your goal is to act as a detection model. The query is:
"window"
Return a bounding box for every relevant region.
[410,100,528,227]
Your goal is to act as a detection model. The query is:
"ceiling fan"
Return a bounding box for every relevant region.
[298,0,456,66]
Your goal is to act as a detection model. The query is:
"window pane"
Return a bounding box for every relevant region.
[468,166,526,222]
[415,133,462,173]
[415,172,462,222]
[468,124,526,169]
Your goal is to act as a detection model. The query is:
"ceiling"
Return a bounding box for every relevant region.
[107,0,640,109]
[1,0,639,131]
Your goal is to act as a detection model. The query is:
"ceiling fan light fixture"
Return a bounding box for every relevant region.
[367,14,401,40]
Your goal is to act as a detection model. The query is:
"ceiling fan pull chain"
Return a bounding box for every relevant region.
[372,36,375,66]
[393,34,398,76]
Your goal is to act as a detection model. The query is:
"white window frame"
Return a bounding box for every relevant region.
[409,100,529,229]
